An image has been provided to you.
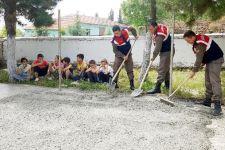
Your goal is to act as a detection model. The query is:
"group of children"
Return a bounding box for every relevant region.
[13,53,113,84]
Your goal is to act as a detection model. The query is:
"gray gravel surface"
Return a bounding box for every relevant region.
[0,84,217,150]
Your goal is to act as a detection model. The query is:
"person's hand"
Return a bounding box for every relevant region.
[135,35,139,40]
[124,55,129,61]
[189,71,196,79]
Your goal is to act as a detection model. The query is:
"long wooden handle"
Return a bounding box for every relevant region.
[111,40,137,82]
[138,61,153,89]
[168,77,189,99]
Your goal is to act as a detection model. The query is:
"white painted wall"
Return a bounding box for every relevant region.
[3,34,225,67]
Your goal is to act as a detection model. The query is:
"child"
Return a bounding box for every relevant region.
[98,58,113,83]
[62,57,73,79]
[48,55,63,79]
[85,60,99,83]
[32,54,49,82]
[73,54,88,81]
[13,57,31,81]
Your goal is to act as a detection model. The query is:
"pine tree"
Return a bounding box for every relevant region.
[108,9,114,21]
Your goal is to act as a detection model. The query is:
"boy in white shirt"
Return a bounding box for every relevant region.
[98,58,113,83]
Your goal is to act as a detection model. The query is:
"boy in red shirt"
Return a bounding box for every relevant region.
[32,54,49,81]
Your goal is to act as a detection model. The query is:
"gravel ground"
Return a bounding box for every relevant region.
[0,84,222,150]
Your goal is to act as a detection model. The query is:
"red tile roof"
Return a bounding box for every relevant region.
[25,14,127,30]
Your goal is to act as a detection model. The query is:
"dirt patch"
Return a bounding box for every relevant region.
[0,85,214,150]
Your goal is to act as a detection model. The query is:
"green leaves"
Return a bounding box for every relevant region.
[121,0,225,27]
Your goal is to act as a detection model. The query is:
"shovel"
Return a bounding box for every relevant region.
[131,61,153,97]
[160,77,190,107]
[108,40,137,90]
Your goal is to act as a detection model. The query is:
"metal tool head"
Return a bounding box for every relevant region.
[107,78,116,91]
[159,98,175,107]
[131,89,143,97]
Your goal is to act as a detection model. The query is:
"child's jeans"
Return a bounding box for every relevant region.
[87,71,99,83]
[13,72,29,81]
[98,72,111,83]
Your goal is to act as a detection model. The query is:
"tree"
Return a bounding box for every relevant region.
[162,0,225,27]
[95,13,99,18]
[0,0,60,80]
[121,0,169,27]
[108,9,114,21]
[118,9,123,24]
[35,27,49,37]
[68,14,86,36]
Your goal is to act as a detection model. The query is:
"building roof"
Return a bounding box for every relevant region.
[25,14,127,30]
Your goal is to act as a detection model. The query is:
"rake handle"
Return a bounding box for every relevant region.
[111,40,137,82]
[168,77,190,99]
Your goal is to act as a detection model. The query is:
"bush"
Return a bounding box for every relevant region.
[0,70,9,83]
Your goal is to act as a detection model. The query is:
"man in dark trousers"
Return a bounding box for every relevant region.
[111,25,138,90]
[147,20,173,94]
[183,30,224,116]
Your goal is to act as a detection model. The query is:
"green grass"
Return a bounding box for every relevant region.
[0,69,225,102]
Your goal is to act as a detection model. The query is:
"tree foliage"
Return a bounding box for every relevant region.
[35,27,49,36]
[121,0,169,27]
[163,0,225,27]
[0,0,61,35]
[108,9,114,21]
[0,27,23,37]
[121,0,225,27]
[68,14,86,36]
[118,9,123,24]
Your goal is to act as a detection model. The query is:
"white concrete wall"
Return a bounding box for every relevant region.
[3,34,225,67]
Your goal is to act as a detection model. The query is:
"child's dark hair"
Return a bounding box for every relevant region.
[37,53,44,58]
[63,57,71,63]
[183,30,196,38]
[112,25,121,32]
[148,19,157,27]
[89,60,96,65]
[56,55,60,59]
[21,57,28,63]
[77,54,84,60]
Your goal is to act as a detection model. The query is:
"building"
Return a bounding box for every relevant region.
[24,15,126,37]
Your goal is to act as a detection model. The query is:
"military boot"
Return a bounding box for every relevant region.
[164,80,170,89]
[213,100,222,116]
[147,82,161,94]
[130,79,135,90]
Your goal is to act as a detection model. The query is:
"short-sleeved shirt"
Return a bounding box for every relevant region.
[99,65,113,76]
[76,61,87,72]
[18,64,31,73]
[33,59,48,69]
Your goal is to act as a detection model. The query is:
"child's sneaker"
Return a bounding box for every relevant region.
[48,77,53,80]
[71,81,79,85]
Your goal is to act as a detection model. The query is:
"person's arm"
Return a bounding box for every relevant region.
[32,61,42,67]
[112,43,125,58]
[189,44,206,78]
[86,67,91,73]
[127,26,138,38]
[64,64,72,71]
[16,66,21,74]
[192,44,206,72]
[151,35,164,61]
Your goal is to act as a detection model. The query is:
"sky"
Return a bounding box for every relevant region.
[0,0,124,28]
[54,0,124,18]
